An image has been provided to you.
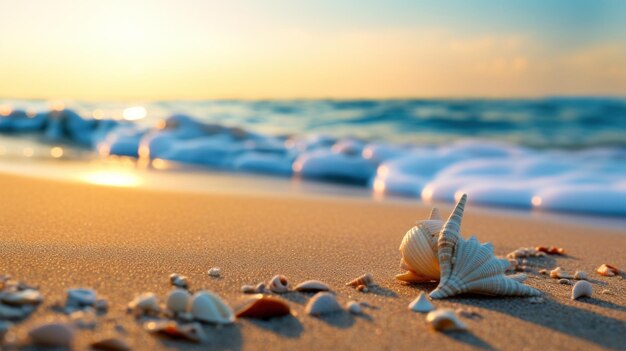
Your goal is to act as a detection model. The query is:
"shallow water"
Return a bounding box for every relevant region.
[0,98,625,216]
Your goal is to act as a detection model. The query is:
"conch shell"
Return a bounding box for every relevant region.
[398,194,541,299]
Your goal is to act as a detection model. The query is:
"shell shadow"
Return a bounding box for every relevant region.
[312,310,355,329]
[454,296,626,349]
[367,285,398,298]
[575,297,626,313]
[245,314,304,338]
[441,331,496,350]
[279,292,308,305]
[154,323,243,351]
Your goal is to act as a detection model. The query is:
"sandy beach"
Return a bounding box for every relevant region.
[0,172,624,350]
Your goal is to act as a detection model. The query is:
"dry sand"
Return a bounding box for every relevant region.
[0,172,624,350]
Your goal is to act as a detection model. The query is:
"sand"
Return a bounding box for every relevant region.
[0,172,624,350]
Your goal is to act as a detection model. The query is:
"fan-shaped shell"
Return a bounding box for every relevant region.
[396,221,442,283]
[189,291,235,324]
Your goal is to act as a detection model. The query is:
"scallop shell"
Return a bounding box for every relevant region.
[189,290,235,324]
[408,292,435,313]
[305,292,343,316]
[346,301,363,315]
[425,309,467,331]
[166,289,191,313]
[571,280,593,300]
[396,219,443,283]
[28,322,75,347]
[91,337,131,351]
[430,194,541,299]
[269,275,289,293]
[235,295,291,319]
[294,280,331,292]
[346,273,375,287]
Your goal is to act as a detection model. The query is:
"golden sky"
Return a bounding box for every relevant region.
[0,0,624,100]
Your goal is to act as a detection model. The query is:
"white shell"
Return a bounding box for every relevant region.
[408,292,434,313]
[571,280,593,300]
[425,309,467,331]
[0,289,43,305]
[573,271,587,280]
[128,292,160,314]
[346,273,375,287]
[189,291,234,324]
[28,322,75,347]
[430,195,541,299]
[208,267,221,278]
[269,275,289,293]
[346,301,363,314]
[166,289,191,313]
[305,292,342,316]
[67,288,97,306]
[294,280,331,292]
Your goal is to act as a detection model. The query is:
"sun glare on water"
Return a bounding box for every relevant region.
[80,170,140,187]
[122,106,147,121]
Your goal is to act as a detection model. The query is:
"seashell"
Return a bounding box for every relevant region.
[535,251,547,257]
[356,284,369,293]
[255,283,266,293]
[573,271,587,280]
[596,264,621,277]
[408,292,435,313]
[0,289,43,305]
[506,247,537,259]
[235,295,291,319]
[0,303,27,320]
[269,275,289,293]
[67,288,97,307]
[208,267,221,278]
[91,337,131,351]
[127,292,160,315]
[601,289,611,295]
[508,273,528,283]
[167,289,191,313]
[346,301,363,315]
[549,267,572,279]
[539,269,549,275]
[571,280,593,300]
[428,208,442,221]
[144,320,206,343]
[241,285,256,294]
[558,278,572,285]
[347,273,375,287]
[536,246,565,255]
[305,292,343,316]
[425,309,467,332]
[169,273,189,289]
[189,291,235,324]
[28,322,75,347]
[396,217,443,283]
[430,195,541,299]
[294,280,331,292]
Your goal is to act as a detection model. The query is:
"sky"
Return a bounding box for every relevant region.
[0,0,625,100]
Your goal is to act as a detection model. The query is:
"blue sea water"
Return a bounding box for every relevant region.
[1,97,625,216]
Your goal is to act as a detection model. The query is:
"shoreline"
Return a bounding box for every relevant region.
[0,172,624,350]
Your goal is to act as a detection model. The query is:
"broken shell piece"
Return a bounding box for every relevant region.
[346,301,363,315]
[425,310,467,332]
[408,292,435,313]
[269,275,289,293]
[294,280,331,293]
[91,337,131,351]
[305,292,343,316]
[346,273,375,287]
[558,279,572,285]
[190,291,235,324]
[596,264,621,277]
[208,267,221,278]
[67,288,97,307]
[549,267,572,279]
[127,292,160,315]
[571,280,593,300]
[536,246,565,255]
[236,295,291,319]
[356,285,369,293]
[169,274,189,289]
[601,289,611,295]
[28,322,75,347]
[0,289,43,305]
[574,271,587,280]
[167,289,191,313]
[144,320,206,343]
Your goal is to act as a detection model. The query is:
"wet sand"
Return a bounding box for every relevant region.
[0,172,625,350]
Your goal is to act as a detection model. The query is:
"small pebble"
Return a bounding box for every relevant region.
[558,279,572,285]
[208,267,221,278]
[28,322,75,348]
